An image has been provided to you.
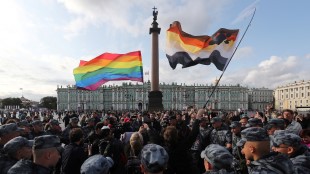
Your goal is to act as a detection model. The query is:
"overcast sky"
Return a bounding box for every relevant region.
[0,0,309,101]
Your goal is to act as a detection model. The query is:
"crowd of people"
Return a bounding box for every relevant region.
[0,108,309,174]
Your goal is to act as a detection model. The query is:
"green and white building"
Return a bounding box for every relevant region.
[248,87,274,111]
[57,80,253,111]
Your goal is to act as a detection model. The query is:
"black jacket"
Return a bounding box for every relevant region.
[164,119,200,174]
[61,143,87,174]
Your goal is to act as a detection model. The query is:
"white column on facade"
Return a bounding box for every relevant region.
[67,88,70,111]
[228,89,231,110]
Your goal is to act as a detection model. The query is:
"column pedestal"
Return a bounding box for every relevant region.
[148,91,163,111]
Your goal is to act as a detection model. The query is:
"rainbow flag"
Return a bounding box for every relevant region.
[73,51,143,90]
[166,21,239,71]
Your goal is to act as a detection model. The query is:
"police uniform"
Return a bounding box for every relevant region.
[230,121,247,174]
[248,153,295,174]
[18,120,33,140]
[0,123,24,149]
[210,117,232,147]
[191,117,212,173]
[266,118,285,149]
[201,144,234,174]
[237,127,294,174]
[81,155,114,174]
[245,118,263,128]
[266,119,285,131]
[45,119,62,136]
[61,117,80,145]
[230,121,242,158]
[30,120,46,139]
[141,144,169,173]
[273,130,310,174]
[0,136,33,174]
[8,135,62,174]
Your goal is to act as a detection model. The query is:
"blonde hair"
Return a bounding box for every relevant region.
[129,132,143,156]
[130,132,143,146]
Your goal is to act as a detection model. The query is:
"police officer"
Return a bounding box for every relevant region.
[230,121,242,158]
[0,123,23,150]
[18,120,33,139]
[265,118,285,136]
[0,136,33,173]
[80,154,114,174]
[272,130,310,173]
[8,135,62,174]
[191,116,212,173]
[265,118,286,150]
[30,120,46,138]
[209,117,232,149]
[62,117,80,145]
[45,119,62,136]
[237,127,294,174]
[140,144,169,174]
[200,144,234,174]
[245,118,263,128]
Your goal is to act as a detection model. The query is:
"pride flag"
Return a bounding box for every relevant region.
[73,51,143,90]
[166,21,239,71]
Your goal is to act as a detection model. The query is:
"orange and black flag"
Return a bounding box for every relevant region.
[165,21,239,71]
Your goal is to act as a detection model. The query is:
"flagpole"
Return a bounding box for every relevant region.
[203,8,256,109]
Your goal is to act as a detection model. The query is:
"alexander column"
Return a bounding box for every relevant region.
[148,7,163,111]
